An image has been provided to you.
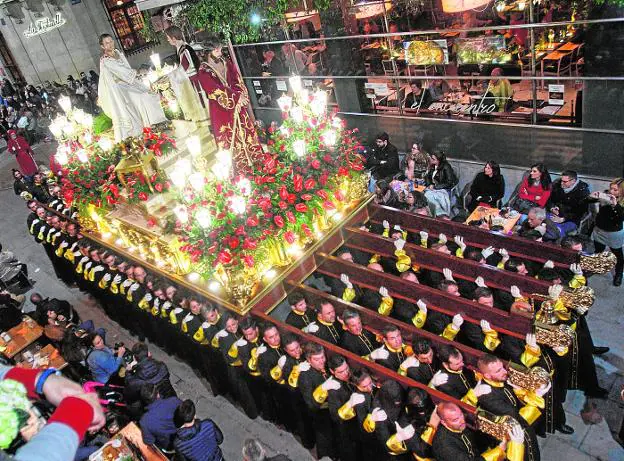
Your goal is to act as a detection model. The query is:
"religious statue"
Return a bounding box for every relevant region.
[193,38,263,175]
[98,34,168,142]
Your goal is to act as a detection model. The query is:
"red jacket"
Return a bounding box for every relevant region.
[518,177,551,208]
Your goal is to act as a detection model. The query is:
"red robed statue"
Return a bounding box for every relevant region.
[193,41,263,175]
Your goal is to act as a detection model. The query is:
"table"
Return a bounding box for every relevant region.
[0,317,43,359]
[558,42,581,52]
[465,206,520,234]
[89,422,168,461]
[119,422,168,461]
[16,344,67,370]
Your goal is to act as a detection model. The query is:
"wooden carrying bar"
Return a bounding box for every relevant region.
[368,204,578,268]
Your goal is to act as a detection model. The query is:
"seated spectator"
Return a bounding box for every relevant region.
[423,152,457,217]
[428,78,450,102]
[403,81,432,110]
[399,143,429,181]
[365,132,400,184]
[402,190,430,215]
[467,161,505,211]
[243,438,292,461]
[547,170,590,234]
[373,180,400,208]
[517,207,561,242]
[173,399,224,461]
[86,333,125,384]
[139,383,182,451]
[487,68,513,112]
[124,342,176,414]
[511,163,552,214]
[12,169,32,197]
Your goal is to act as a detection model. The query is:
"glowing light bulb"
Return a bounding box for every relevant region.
[167,99,178,113]
[58,95,71,113]
[211,163,230,180]
[277,94,293,112]
[76,149,88,163]
[332,116,343,129]
[55,147,68,165]
[62,123,74,136]
[237,177,252,196]
[289,76,302,94]
[83,132,93,145]
[230,195,246,215]
[72,109,85,124]
[150,53,161,69]
[174,205,189,223]
[186,136,201,157]
[98,138,113,151]
[310,90,327,116]
[188,172,204,191]
[293,139,306,157]
[264,269,277,280]
[322,130,337,147]
[290,106,304,123]
[187,272,200,282]
[195,208,212,228]
[208,280,221,292]
[169,169,187,188]
[216,149,232,166]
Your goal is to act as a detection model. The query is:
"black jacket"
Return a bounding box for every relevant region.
[366,143,400,180]
[469,172,505,206]
[125,357,176,403]
[547,179,590,224]
[424,162,457,190]
[593,201,624,233]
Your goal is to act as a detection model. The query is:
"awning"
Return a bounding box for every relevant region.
[136,0,183,12]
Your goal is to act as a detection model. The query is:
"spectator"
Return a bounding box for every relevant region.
[512,163,552,213]
[30,173,51,204]
[423,152,457,217]
[12,170,31,197]
[365,132,400,184]
[124,342,176,412]
[487,68,513,112]
[85,333,125,384]
[403,81,432,110]
[242,438,292,461]
[281,43,307,74]
[400,143,429,181]
[373,179,400,208]
[173,399,224,461]
[402,190,430,215]
[139,383,182,451]
[467,161,505,211]
[6,130,38,181]
[589,178,624,286]
[518,207,561,242]
[548,170,590,234]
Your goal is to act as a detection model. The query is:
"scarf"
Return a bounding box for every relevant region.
[562,180,578,194]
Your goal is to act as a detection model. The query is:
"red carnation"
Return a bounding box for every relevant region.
[301,224,313,237]
[295,203,308,213]
[317,190,328,200]
[301,194,313,201]
[217,250,232,264]
[293,174,303,192]
[274,215,285,228]
[279,185,289,200]
[154,183,164,192]
[322,200,336,210]
[284,231,296,244]
[310,159,321,169]
[334,190,345,202]
[304,178,316,190]
[246,215,259,227]
[287,193,296,204]
[228,237,240,249]
[243,255,255,268]
[243,238,257,250]
[138,192,148,201]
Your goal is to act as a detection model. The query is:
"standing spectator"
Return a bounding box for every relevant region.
[6,129,38,181]
[139,383,182,451]
[85,333,125,384]
[512,163,552,213]
[589,178,624,286]
[173,400,224,461]
[467,161,505,211]
[12,169,32,196]
[547,170,590,234]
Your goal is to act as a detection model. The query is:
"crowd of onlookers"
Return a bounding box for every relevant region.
[0,71,99,145]
[365,132,624,286]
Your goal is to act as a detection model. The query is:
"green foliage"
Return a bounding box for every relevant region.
[93,113,113,135]
[139,11,161,43]
[186,0,332,43]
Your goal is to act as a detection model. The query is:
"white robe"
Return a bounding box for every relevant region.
[98,51,167,141]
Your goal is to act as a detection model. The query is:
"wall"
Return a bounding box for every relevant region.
[0,0,114,84]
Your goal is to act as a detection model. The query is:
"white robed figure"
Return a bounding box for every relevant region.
[98,34,167,141]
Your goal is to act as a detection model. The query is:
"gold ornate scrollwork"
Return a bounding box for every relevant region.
[579,251,617,274]
[560,285,594,311]
[535,323,574,349]
[507,363,551,393]
[476,410,518,442]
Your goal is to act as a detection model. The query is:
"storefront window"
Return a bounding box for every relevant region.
[103,0,154,54]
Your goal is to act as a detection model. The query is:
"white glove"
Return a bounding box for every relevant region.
[570,263,583,276]
[481,246,495,259]
[475,276,487,288]
[340,273,353,289]
[103,273,112,282]
[394,422,416,442]
[321,377,341,391]
[394,238,405,251]
[129,283,140,293]
[499,248,509,262]
[302,322,319,334]
[79,256,89,264]
[553,346,567,354]
[543,260,554,269]
[510,285,522,299]
[370,347,390,361]
[509,423,524,443]
[473,381,492,397]
[476,195,483,201]
[348,392,365,407]
[143,293,153,302]
[452,314,464,330]
[536,381,552,397]
[416,299,427,314]
[525,333,538,349]
[92,265,104,273]
[443,268,455,281]
[215,329,228,339]
[113,274,122,284]
[400,356,420,370]
[70,242,78,251]
[371,408,388,422]
[438,233,447,244]
[235,338,248,347]
[298,361,311,372]
[383,220,390,230]
[60,241,69,248]
[430,371,449,387]
[548,284,563,300]
[393,224,403,232]
[454,235,466,252]
[480,319,494,333]
[419,231,428,242]
[255,344,267,355]
[575,305,589,315]
[379,286,389,298]
[277,355,287,369]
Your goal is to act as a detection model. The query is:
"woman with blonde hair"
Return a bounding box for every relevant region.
[589,177,624,286]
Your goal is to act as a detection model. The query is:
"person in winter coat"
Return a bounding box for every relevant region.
[468,161,505,211]
[547,170,590,234]
[173,400,224,461]
[513,163,552,213]
[6,130,38,181]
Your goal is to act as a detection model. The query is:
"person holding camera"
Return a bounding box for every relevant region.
[85,333,126,384]
[124,343,176,418]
